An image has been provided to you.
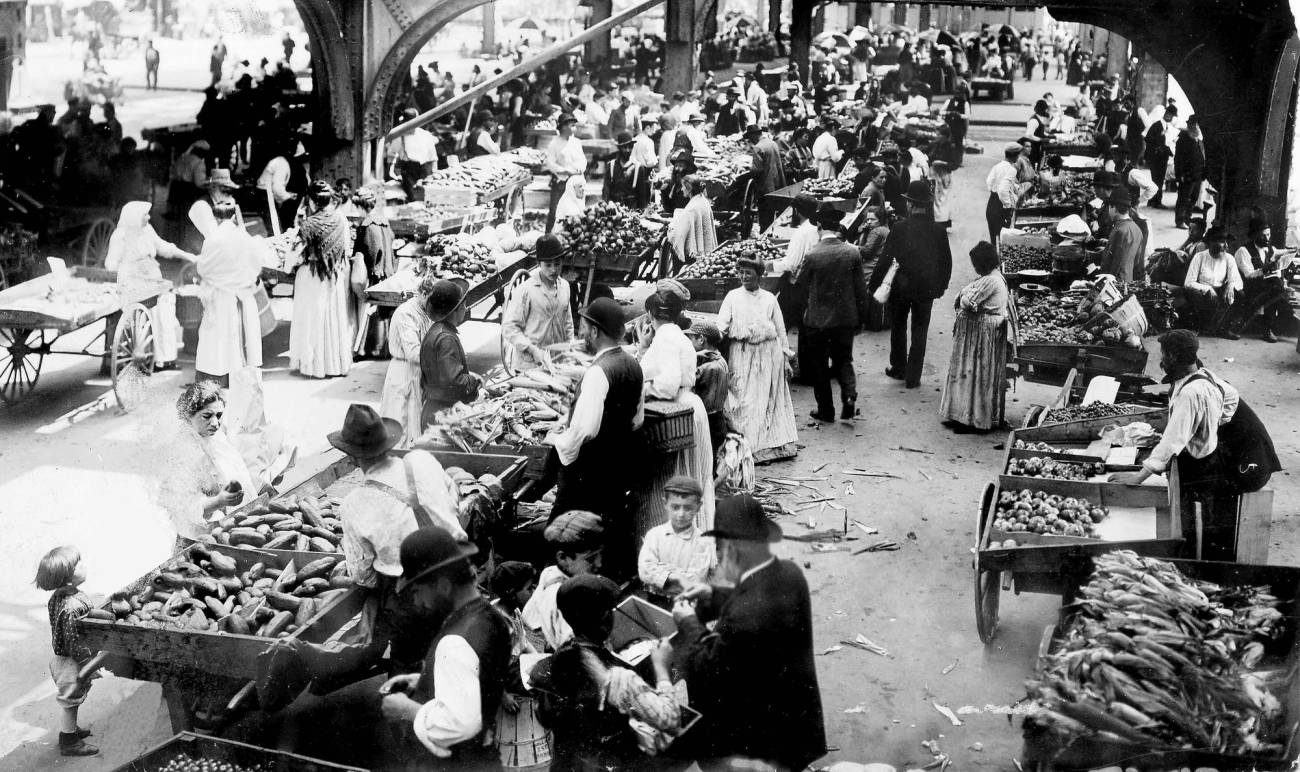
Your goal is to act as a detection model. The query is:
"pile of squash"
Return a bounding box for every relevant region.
[210,495,344,554]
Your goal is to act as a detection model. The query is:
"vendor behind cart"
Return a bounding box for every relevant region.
[1109,330,1278,561]
[501,234,575,371]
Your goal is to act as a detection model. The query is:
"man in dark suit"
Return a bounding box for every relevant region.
[1174,114,1206,229]
[745,124,787,231]
[872,180,953,389]
[668,494,826,771]
[798,206,871,421]
[1143,105,1176,208]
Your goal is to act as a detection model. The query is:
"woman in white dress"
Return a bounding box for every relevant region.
[159,381,260,549]
[640,290,715,530]
[287,180,355,378]
[184,200,267,383]
[379,274,437,445]
[718,256,797,463]
[104,201,195,369]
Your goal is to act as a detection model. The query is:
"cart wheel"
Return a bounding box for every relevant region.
[974,481,1001,643]
[81,217,116,267]
[497,268,533,377]
[0,328,47,405]
[110,304,154,410]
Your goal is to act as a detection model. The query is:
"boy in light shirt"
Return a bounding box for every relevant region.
[638,476,716,601]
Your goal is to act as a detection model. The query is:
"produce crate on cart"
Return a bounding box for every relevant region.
[1014,342,1149,387]
[112,731,366,772]
[1012,205,1081,232]
[1020,558,1300,771]
[1020,369,1163,426]
[365,251,536,323]
[972,470,1183,643]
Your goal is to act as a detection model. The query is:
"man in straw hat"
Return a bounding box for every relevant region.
[799,203,870,421]
[873,179,952,389]
[379,527,511,768]
[667,493,825,770]
[544,298,644,576]
[419,279,481,429]
[501,234,574,371]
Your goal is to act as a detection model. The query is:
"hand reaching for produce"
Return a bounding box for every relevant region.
[1108,469,1151,485]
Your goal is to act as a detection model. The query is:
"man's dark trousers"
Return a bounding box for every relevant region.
[803,325,857,414]
[890,297,933,387]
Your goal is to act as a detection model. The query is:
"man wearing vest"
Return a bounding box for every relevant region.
[1109,330,1278,561]
[380,527,511,770]
[545,297,645,578]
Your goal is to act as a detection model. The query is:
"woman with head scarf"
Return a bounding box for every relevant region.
[718,255,798,463]
[379,273,439,445]
[638,290,716,533]
[104,201,195,369]
[183,200,266,383]
[286,180,356,377]
[551,175,587,232]
[940,242,1015,432]
[666,174,718,267]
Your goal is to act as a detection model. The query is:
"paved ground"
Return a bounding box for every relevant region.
[0,76,1297,771]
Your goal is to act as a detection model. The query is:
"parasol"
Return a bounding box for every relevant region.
[505,17,550,32]
[848,26,873,42]
[813,31,851,50]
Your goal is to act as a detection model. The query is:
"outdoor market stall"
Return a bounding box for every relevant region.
[111,732,365,772]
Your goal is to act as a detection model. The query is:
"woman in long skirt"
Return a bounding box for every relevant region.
[288,180,355,378]
[640,290,715,531]
[379,276,435,445]
[718,257,797,462]
[940,242,1014,432]
[104,201,195,369]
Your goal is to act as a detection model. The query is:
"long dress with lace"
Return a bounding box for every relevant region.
[640,322,716,532]
[287,206,355,377]
[717,286,797,462]
[939,271,1013,430]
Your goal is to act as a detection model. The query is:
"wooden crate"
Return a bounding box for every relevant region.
[77,544,364,680]
[111,731,366,772]
[1022,559,1300,771]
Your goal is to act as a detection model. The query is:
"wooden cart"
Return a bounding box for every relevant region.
[0,266,167,407]
[77,543,367,733]
[1021,559,1300,771]
[112,732,366,772]
[1014,340,1149,388]
[0,185,118,268]
[366,251,538,324]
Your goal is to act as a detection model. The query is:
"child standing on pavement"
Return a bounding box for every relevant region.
[36,546,99,757]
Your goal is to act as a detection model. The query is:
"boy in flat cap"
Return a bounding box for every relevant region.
[638,476,716,602]
[520,511,605,652]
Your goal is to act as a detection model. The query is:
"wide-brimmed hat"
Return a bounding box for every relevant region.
[736,255,765,274]
[743,124,763,138]
[1103,188,1132,209]
[1204,225,1228,242]
[395,527,479,593]
[1092,170,1120,188]
[793,193,819,218]
[327,404,402,460]
[534,233,569,262]
[207,168,239,189]
[685,111,706,123]
[578,297,626,338]
[614,130,635,147]
[704,493,781,542]
[902,179,933,204]
[427,278,466,321]
[812,205,844,229]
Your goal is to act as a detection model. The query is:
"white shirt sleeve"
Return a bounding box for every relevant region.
[477,132,500,155]
[412,636,482,758]
[553,365,608,465]
[410,451,469,541]
[1184,251,1208,291]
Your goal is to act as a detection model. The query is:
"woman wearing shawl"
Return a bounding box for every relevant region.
[639,290,716,532]
[379,274,437,445]
[351,186,396,357]
[286,180,355,378]
[666,175,718,267]
[183,200,267,381]
[940,242,1015,432]
[104,201,195,369]
[551,175,587,233]
[718,256,797,463]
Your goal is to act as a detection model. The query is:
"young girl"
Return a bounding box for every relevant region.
[35,546,99,756]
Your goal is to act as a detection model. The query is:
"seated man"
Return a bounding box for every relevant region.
[530,574,680,772]
[520,511,604,652]
[1183,226,1243,337]
[637,476,716,602]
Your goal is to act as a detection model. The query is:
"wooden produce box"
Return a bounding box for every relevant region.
[1021,559,1300,771]
[112,731,366,772]
[78,544,365,679]
[1014,342,1149,384]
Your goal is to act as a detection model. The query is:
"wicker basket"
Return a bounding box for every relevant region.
[642,400,695,452]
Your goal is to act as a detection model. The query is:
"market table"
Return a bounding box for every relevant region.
[971,77,1012,100]
[365,250,536,324]
[0,265,170,408]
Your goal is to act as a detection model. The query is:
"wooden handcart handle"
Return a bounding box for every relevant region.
[77,651,111,682]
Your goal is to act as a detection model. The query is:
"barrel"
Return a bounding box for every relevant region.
[496,696,551,771]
